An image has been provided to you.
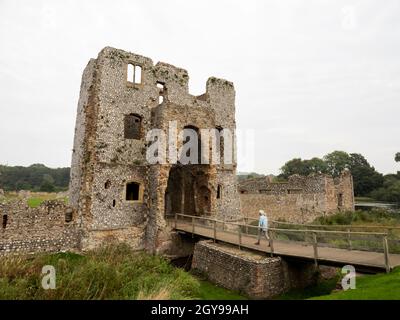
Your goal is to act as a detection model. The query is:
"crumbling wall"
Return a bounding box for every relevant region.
[239,172,355,223]
[69,47,242,253]
[0,200,79,255]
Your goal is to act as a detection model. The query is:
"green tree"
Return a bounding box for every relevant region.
[0,164,69,191]
[279,151,384,197]
[304,157,328,174]
[348,153,384,196]
[323,151,351,177]
[280,158,308,179]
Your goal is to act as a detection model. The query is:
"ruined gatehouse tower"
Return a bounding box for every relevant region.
[69,47,242,252]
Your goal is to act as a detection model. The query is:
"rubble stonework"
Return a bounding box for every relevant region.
[0,200,79,255]
[69,47,242,252]
[239,170,355,223]
[191,241,317,299]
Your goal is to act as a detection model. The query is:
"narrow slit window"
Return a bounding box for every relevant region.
[157,82,165,105]
[217,185,222,199]
[2,215,7,229]
[126,182,140,201]
[338,193,344,207]
[112,200,116,207]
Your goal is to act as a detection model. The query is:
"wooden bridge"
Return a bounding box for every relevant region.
[171,214,400,273]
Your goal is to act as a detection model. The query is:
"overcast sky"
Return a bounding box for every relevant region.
[0,0,399,175]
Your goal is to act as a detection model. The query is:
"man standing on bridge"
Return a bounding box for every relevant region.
[255,210,270,246]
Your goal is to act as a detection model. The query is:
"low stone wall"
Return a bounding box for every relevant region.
[0,200,80,255]
[191,240,317,299]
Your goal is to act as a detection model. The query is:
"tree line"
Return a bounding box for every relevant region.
[0,164,70,192]
[1,152,399,202]
[279,151,400,203]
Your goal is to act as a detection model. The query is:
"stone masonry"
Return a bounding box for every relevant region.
[0,47,242,256]
[0,200,79,255]
[69,47,242,253]
[239,170,355,223]
[191,240,317,299]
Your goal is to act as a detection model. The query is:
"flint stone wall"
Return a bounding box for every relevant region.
[0,200,79,255]
[191,241,317,299]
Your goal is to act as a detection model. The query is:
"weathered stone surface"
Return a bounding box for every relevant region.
[239,171,355,223]
[191,241,318,299]
[69,47,242,252]
[0,200,79,255]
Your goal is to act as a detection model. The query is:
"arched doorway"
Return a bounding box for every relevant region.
[164,166,211,217]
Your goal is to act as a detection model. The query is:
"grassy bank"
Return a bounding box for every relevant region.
[0,244,245,300]
[311,267,400,300]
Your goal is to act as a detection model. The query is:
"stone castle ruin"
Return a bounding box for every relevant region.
[239,170,355,223]
[69,47,241,252]
[0,47,355,257]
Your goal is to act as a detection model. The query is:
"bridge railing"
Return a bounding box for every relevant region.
[234,217,400,255]
[173,213,391,272]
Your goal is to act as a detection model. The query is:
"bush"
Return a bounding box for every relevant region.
[314,209,400,226]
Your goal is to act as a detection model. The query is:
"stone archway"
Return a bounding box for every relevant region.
[164,165,212,217]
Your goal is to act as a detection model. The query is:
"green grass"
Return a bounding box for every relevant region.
[27,195,68,208]
[312,267,400,300]
[196,280,247,300]
[0,192,68,208]
[277,273,340,300]
[27,197,45,208]
[0,244,246,300]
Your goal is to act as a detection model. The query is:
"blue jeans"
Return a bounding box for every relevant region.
[257,228,270,243]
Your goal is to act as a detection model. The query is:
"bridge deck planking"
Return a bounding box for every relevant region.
[175,221,400,272]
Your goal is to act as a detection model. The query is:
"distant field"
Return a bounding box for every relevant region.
[0,191,68,208]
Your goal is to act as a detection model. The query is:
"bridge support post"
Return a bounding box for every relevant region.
[347,228,352,251]
[312,232,318,268]
[238,225,242,249]
[192,217,195,238]
[174,213,177,229]
[383,235,390,273]
[213,220,217,242]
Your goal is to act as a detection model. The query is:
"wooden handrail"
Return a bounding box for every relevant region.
[240,217,400,231]
[175,213,388,236]
[174,213,393,269]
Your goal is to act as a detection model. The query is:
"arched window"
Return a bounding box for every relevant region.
[104,180,111,189]
[157,82,165,104]
[217,184,222,199]
[181,125,201,164]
